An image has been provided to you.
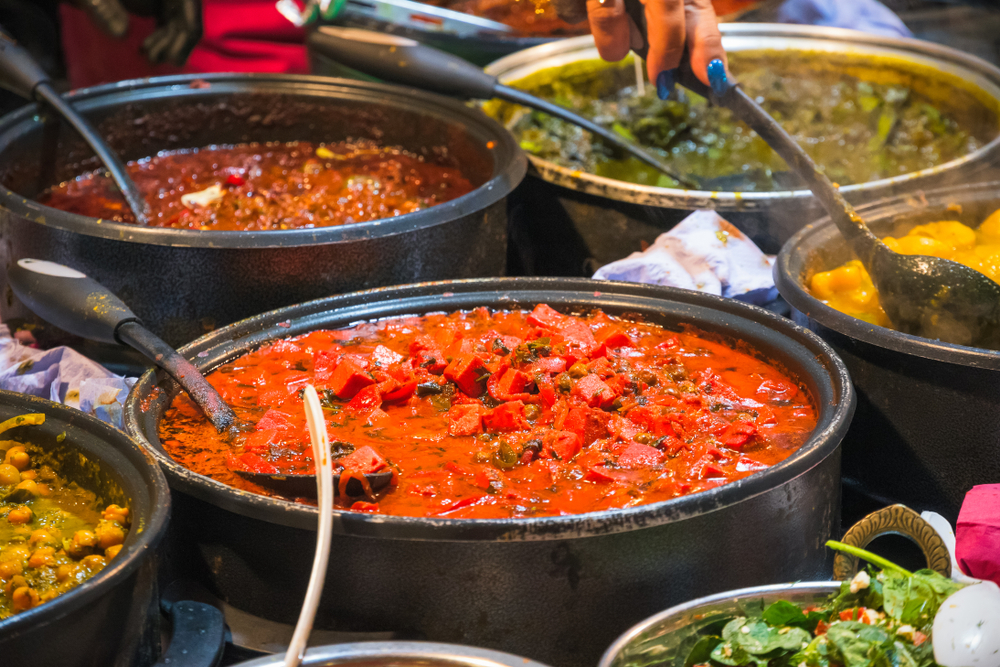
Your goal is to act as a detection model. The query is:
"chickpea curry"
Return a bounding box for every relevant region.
[0,414,130,619]
[160,305,818,519]
[38,140,475,231]
[809,208,1000,330]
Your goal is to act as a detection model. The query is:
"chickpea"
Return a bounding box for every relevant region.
[80,554,106,572]
[0,463,20,485]
[11,585,39,611]
[55,563,78,582]
[4,447,29,472]
[0,559,22,580]
[102,505,129,526]
[104,544,123,560]
[65,530,97,559]
[29,529,60,548]
[95,522,125,550]
[27,546,56,569]
[7,505,31,524]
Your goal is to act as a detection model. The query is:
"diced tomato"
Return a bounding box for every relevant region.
[618,443,665,469]
[598,327,632,349]
[720,421,757,448]
[572,374,616,408]
[482,401,529,432]
[329,357,375,400]
[382,378,417,403]
[585,465,617,483]
[544,430,582,461]
[347,384,382,414]
[240,429,280,454]
[409,335,447,374]
[366,408,390,427]
[563,407,611,446]
[371,344,404,368]
[255,409,295,431]
[528,356,566,375]
[444,354,488,396]
[839,608,864,622]
[312,349,340,381]
[337,445,387,473]
[558,319,597,356]
[627,406,677,438]
[489,368,531,402]
[527,304,564,329]
[536,375,557,406]
[226,451,278,474]
[447,404,483,436]
[693,455,728,479]
[814,620,829,635]
[225,173,245,186]
[912,631,927,646]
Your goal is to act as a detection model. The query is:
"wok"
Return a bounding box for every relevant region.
[775,181,1000,524]
[124,277,854,667]
[0,73,525,350]
[0,390,170,667]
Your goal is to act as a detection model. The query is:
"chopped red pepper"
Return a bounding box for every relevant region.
[225,173,245,186]
[444,354,488,397]
[329,358,375,400]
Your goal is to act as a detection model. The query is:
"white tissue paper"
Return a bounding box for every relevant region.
[592,210,778,305]
[0,325,136,429]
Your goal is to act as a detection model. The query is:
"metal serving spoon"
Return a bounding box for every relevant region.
[0,32,150,225]
[7,259,392,497]
[623,0,1000,347]
[306,26,700,189]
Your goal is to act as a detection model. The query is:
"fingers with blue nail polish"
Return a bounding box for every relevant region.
[707,58,730,97]
[656,69,676,100]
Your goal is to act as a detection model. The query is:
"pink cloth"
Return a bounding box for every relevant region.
[956,484,1000,586]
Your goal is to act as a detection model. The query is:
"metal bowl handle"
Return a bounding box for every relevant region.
[832,504,952,580]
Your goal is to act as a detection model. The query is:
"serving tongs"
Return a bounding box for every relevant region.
[7,259,392,497]
[622,0,1000,347]
[306,26,700,189]
[0,32,150,225]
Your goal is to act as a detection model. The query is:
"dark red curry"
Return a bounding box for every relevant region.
[38,141,475,231]
[159,305,817,519]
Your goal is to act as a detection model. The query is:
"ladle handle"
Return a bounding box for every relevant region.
[0,33,150,225]
[307,26,498,99]
[8,259,240,433]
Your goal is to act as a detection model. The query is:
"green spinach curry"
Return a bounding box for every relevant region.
[485,51,1000,190]
[0,414,130,619]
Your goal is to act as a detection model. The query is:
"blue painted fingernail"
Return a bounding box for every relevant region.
[707,58,728,97]
[656,69,676,100]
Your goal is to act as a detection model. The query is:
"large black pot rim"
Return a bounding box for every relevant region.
[775,180,1000,369]
[0,391,170,642]
[0,73,526,250]
[125,277,854,542]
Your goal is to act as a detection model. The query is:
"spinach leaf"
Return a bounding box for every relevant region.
[824,621,892,667]
[881,570,963,626]
[792,635,836,667]
[721,618,812,654]
[684,636,723,667]
[710,641,768,667]
[761,601,827,632]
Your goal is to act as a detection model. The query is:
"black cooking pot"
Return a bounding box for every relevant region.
[775,181,1000,524]
[124,277,853,667]
[0,390,170,667]
[0,73,525,349]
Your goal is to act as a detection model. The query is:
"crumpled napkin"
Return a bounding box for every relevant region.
[956,484,1000,586]
[592,210,778,305]
[0,325,136,429]
[776,0,913,39]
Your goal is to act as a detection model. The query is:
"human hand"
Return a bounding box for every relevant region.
[139,0,203,66]
[551,0,727,99]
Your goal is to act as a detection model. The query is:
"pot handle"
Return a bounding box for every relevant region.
[832,504,952,581]
[154,600,226,667]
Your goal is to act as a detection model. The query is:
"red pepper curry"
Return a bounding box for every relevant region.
[38,141,475,231]
[159,306,817,519]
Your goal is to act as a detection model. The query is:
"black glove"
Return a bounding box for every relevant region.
[70,0,131,38]
[137,0,203,67]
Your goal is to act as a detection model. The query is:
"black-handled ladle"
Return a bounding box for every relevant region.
[7,259,392,497]
[622,1,1000,347]
[306,26,700,189]
[0,33,150,225]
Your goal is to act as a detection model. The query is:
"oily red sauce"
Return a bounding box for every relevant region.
[159,306,818,519]
[38,141,475,231]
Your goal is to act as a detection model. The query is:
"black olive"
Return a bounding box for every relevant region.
[416,382,443,396]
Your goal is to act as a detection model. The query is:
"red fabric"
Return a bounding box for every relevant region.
[956,483,1000,586]
[60,0,308,90]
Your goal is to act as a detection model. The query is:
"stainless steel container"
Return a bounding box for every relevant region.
[234,641,552,667]
[485,24,1000,270]
[599,582,840,667]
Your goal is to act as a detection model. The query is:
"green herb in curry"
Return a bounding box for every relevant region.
[485,51,999,191]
